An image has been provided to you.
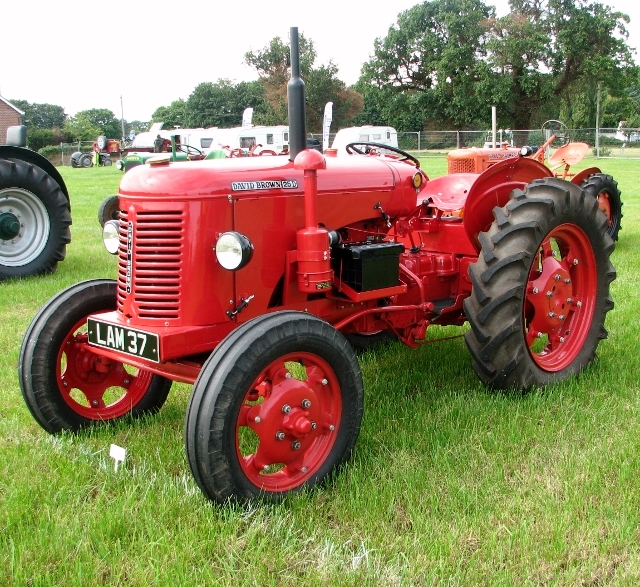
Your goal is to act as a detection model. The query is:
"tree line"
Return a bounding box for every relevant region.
[11,0,640,152]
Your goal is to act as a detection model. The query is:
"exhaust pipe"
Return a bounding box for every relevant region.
[288,27,307,161]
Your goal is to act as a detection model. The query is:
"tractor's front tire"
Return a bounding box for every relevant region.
[19,280,171,433]
[464,178,615,390]
[581,173,622,241]
[98,195,120,227]
[185,311,364,504]
[0,158,71,280]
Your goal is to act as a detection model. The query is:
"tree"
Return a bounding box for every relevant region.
[487,0,635,129]
[184,80,269,128]
[151,99,187,129]
[64,108,121,139]
[245,34,363,131]
[9,100,66,129]
[358,0,495,130]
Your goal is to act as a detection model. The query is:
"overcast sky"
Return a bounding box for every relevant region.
[1,0,638,123]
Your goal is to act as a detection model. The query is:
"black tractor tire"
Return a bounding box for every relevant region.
[81,154,93,168]
[464,178,615,390]
[0,158,71,280]
[185,311,364,504]
[19,279,172,433]
[580,173,622,241]
[98,195,120,227]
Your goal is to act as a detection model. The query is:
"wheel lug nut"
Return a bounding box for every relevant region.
[573,259,579,265]
[275,431,285,440]
[292,440,301,450]
[281,404,291,414]
[301,467,307,473]
[311,421,317,430]
[123,379,130,384]
[532,287,539,294]
[555,274,561,281]
[567,298,573,304]
[329,425,335,431]
[546,291,553,298]
[565,278,571,284]
[548,312,555,318]
[91,400,99,407]
[301,399,311,409]
[254,416,261,423]
[560,337,565,343]
[577,301,582,308]
[285,372,292,379]
[321,378,328,385]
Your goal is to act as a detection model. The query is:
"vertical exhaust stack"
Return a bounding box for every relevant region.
[288,27,307,161]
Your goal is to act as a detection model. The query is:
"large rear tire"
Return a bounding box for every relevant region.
[185,311,364,504]
[581,173,622,241]
[19,280,171,433]
[0,158,71,280]
[464,178,615,390]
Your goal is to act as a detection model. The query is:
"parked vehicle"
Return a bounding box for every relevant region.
[447,120,623,240]
[0,126,71,280]
[331,125,398,153]
[20,29,616,506]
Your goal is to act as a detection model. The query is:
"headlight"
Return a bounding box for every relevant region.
[115,160,124,170]
[102,220,120,254]
[215,231,253,270]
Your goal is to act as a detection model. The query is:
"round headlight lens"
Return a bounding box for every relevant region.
[102,220,120,254]
[115,159,124,170]
[215,232,253,270]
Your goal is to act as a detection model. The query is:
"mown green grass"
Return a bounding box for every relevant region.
[1,159,639,585]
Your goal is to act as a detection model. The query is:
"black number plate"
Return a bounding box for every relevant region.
[87,319,160,363]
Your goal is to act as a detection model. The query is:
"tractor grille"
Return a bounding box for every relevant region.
[117,209,184,320]
[448,157,476,174]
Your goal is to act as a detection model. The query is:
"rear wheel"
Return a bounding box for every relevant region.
[581,173,622,241]
[0,158,71,280]
[185,311,364,503]
[464,178,615,389]
[19,280,171,433]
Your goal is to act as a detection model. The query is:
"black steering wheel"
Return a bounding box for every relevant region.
[177,144,203,157]
[540,120,571,149]
[345,142,420,168]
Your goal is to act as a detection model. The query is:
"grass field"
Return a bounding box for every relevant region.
[1,157,639,586]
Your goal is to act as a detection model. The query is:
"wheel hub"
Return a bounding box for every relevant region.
[0,212,20,240]
[529,256,574,332]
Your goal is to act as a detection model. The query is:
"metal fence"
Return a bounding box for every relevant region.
[310,127,640,159]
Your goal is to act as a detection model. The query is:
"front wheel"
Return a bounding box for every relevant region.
[97,195,120,227]
[464,178,616,389]
[185,311,364,504]
[19,279,172,433]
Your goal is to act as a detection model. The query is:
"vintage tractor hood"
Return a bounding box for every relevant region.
[119,154,405,201]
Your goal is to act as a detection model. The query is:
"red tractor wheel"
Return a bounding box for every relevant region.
[581,173,623,241]
[185,311,364,504]
[464,178,616,389]
[18,280,171,433]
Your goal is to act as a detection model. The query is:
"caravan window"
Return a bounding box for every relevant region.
[267,134,274,144]
[358,134,369,141]
[200,138,213,148]
[240,137,256,148]
[386,131,391,140]
[372,134,381,140]
[284,132,289,141]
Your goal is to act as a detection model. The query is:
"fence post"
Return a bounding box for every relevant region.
[60,142,64,166]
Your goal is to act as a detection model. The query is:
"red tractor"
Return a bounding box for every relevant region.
[447,120,623,240]
[19,29,616,504]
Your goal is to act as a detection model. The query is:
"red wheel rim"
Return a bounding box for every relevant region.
[235,352,342,492]
[597,191,612,228]
[523,223,597,371]
[56,317,154,420]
